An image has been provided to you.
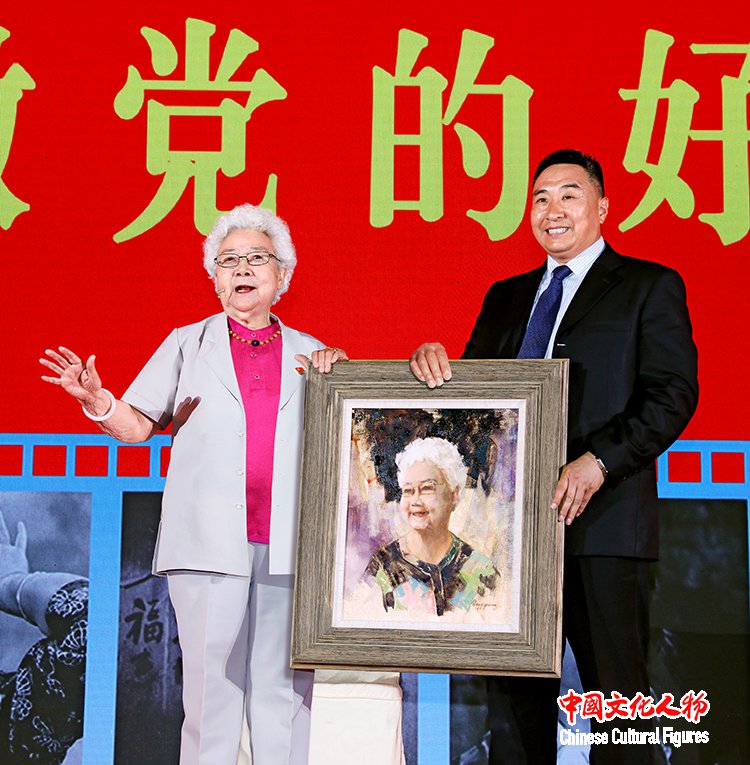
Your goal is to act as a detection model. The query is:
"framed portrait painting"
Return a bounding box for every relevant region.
[292,359,568,676]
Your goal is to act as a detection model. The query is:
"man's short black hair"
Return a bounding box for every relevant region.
[533,149,605,196]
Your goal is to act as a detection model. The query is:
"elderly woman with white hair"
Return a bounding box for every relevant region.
[39,205,367,765]
[368,437,499,616]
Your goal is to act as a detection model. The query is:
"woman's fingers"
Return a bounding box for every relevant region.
[0,514,24,551]
[293,353,310,370]
[43,347,85,374]
[44,348,70,367]
[39,357,65,376]
[307,348,349,374]
[40,348,101,397]
[15,522,27,554]
[84,355,101,388]
[58,346,82,365]
[0,510,9,544]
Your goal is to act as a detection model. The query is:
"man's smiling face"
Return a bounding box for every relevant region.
[530,163,609,263]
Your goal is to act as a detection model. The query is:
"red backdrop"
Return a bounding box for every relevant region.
[1,1,748,439]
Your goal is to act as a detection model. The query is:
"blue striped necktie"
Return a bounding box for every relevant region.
[517,265,572,358]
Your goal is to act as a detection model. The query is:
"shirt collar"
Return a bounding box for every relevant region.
[546,236,605,276]
[227,315,280,341]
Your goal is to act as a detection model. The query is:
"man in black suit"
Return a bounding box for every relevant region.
[409,149,698,764]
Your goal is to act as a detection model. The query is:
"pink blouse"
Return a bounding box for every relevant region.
[228,317,282,544]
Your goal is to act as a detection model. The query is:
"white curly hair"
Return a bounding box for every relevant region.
[202,204,297,304]
[395,437,468,494]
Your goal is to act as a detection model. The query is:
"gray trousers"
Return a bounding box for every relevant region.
[167,543,313,765]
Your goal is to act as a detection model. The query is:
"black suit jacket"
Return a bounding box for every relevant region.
[463,244,698,559]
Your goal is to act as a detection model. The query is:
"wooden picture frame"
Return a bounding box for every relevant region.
[292,359,568,676]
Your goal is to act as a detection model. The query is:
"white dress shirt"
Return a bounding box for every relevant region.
[526,237,606,358]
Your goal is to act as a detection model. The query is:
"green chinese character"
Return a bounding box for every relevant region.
[371,30,447,227]
[371,29,533,241]
[619,30,699,233]
[0,27,35,231]
[114,18,286,243]
[620,30,750,245]
[690,43,750,245]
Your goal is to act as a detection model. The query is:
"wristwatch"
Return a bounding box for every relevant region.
[592,453,608,479]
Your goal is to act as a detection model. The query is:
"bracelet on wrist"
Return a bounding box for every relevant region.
[82,388,116,422]
[15,571,40,622]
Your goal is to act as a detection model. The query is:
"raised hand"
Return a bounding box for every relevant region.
[0,509,28,581]
[40,346,105,410]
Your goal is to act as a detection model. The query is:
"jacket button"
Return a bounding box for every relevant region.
[236,469,245,476]
[235,503,244,510]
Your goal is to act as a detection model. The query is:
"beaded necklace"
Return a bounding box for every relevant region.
[228,326,282,348]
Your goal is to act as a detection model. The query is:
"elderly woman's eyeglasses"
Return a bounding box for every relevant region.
[214,249,278,268]
[400,480,441,498]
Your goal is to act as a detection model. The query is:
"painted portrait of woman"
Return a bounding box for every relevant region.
[333,403,525,632]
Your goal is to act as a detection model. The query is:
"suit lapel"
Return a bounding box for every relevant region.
[277,319,306,411]
[203,313,242,403]
[497,266,545,357]
[556,245,623,339]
